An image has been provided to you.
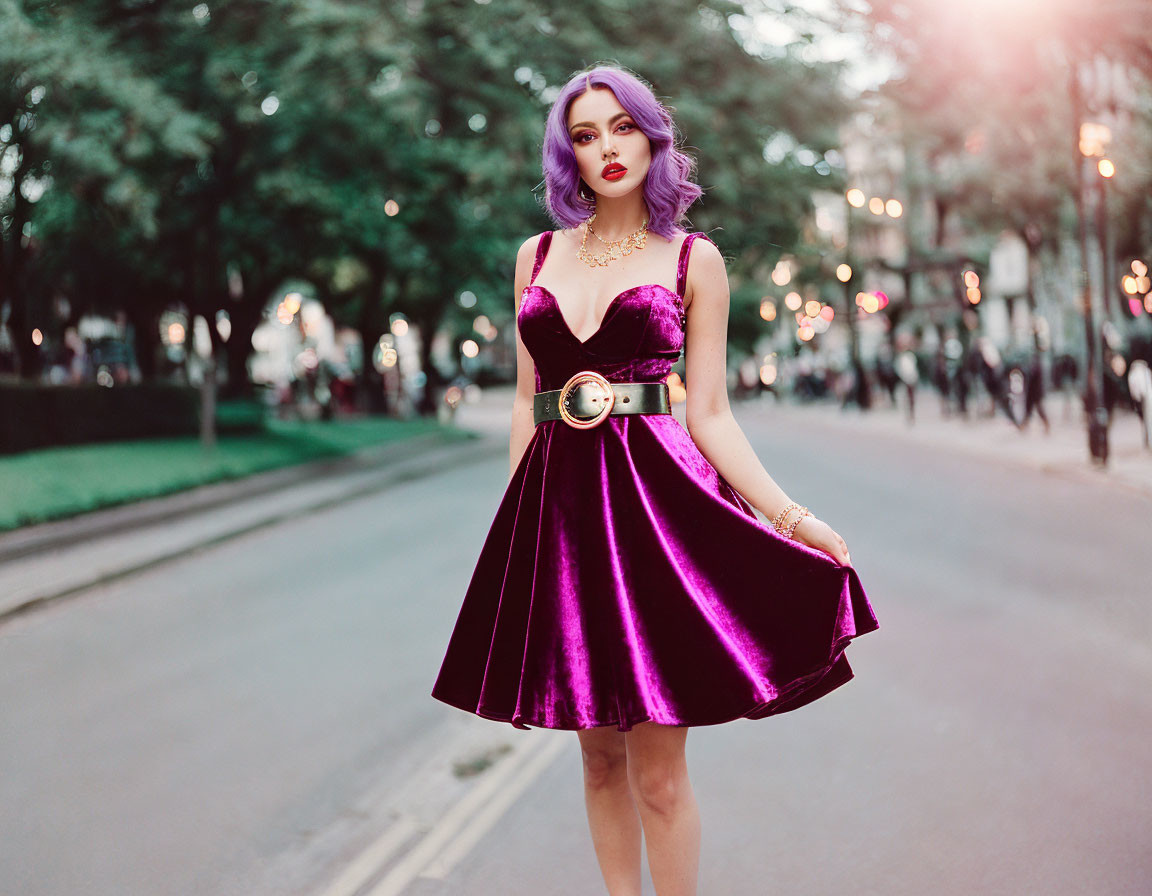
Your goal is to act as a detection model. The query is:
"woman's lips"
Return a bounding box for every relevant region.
[603,166,627,181]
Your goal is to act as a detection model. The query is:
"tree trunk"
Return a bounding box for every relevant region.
[128,301,160,381]
[223,303,260,399]
[357,261,390,414]
[415,309,447,417]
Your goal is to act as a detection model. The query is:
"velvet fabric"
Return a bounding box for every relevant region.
[431,231,880,731]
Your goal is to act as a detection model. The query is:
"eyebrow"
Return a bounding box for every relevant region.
[568,112,631,133]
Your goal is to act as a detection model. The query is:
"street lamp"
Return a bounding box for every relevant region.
[1096,158,1118,320]
[840,188,871,409]
[1075,117,1112,465]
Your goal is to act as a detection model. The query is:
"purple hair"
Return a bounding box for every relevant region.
[541,65,703,240]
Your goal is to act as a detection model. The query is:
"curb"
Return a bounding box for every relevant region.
[0,430,481,564]
[0,430,506,623]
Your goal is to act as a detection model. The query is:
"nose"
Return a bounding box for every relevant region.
[601,134,617,159]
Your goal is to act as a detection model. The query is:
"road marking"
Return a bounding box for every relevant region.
[418,734,567,881]
[314,814,420,896]
[364,732,567,896]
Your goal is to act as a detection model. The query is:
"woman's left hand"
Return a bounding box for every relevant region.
[791,516,852,566]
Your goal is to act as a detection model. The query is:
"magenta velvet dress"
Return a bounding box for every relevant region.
[431,230,879,731]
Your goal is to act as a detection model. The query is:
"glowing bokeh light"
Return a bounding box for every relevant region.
[1098,159,1115,178]
[846,188,865,208]
[885,199,903,218]
[784,291,802,311]
[460,339,479,358]
[804,300,821,318]
[868,197,885,215]
[1078,122,1111,157]
[963,270,980,289]
[760,299,777,321]
[31,328,43,346]
[836,264,852,283]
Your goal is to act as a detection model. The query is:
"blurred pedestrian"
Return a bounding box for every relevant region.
[874,346,899,407]
[895,349,919,423]
[932,346,951,414]
[972,337,1017,424]
[1128,359,1152,448]
[430,64,879,896]
[1018,349,1051,434]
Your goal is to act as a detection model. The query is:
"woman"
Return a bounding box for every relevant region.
[432,63,879,896]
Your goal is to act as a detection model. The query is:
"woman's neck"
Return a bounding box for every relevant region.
[587,192,649,241]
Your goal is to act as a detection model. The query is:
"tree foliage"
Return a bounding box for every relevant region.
[1,0,857,398]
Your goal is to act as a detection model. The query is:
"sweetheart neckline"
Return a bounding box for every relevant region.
[524,282,680,347]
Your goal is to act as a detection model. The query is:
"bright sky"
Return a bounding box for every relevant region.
[741,0,894,95]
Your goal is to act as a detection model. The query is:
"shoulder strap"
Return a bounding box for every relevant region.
[676,232,715,298]
[530,231,553,285]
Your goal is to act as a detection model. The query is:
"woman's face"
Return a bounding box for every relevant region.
[566,86,651,202]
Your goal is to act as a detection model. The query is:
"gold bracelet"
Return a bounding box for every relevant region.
[771,502,801,532]
[778,504,805,532]
[784,507,812,539]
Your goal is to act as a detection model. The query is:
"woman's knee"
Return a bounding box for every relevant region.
[628,757,688,816]
[579,738,628,791]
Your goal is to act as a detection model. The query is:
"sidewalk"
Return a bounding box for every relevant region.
[0,427,505,621]
[741,388,1152,499]
[459,383,1152,498]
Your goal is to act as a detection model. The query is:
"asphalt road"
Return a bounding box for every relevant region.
[1,400,1149,896]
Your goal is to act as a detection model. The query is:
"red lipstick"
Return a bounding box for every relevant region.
[602,163,627,181]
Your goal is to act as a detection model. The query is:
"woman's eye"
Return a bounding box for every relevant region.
[618,122,635,132]
[574,132,594,144]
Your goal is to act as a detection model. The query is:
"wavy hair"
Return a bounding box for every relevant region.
[541,64,703,240]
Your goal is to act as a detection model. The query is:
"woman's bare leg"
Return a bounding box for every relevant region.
[625,722,699,896]
[577,726,643,895]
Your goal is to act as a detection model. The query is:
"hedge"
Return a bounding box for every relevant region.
[0,383,207,455]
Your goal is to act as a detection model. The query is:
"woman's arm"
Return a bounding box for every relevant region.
[682,238,852,566]
[508,234,542,482]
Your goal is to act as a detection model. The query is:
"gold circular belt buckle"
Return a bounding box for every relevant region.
[558,370,615,429]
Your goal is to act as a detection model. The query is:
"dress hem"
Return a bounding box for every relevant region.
[430,620,878,733]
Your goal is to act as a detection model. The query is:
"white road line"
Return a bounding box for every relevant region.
[418,734,568,881]
[314,814,420,896]
[365,732,568,896]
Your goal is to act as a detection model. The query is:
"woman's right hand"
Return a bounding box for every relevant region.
[792,515,852,567]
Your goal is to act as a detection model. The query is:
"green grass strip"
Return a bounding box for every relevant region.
[0,417,475,531]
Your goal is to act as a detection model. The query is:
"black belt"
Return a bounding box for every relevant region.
[534,370,671,429]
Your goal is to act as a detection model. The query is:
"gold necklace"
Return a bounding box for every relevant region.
[577,213,648,267]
